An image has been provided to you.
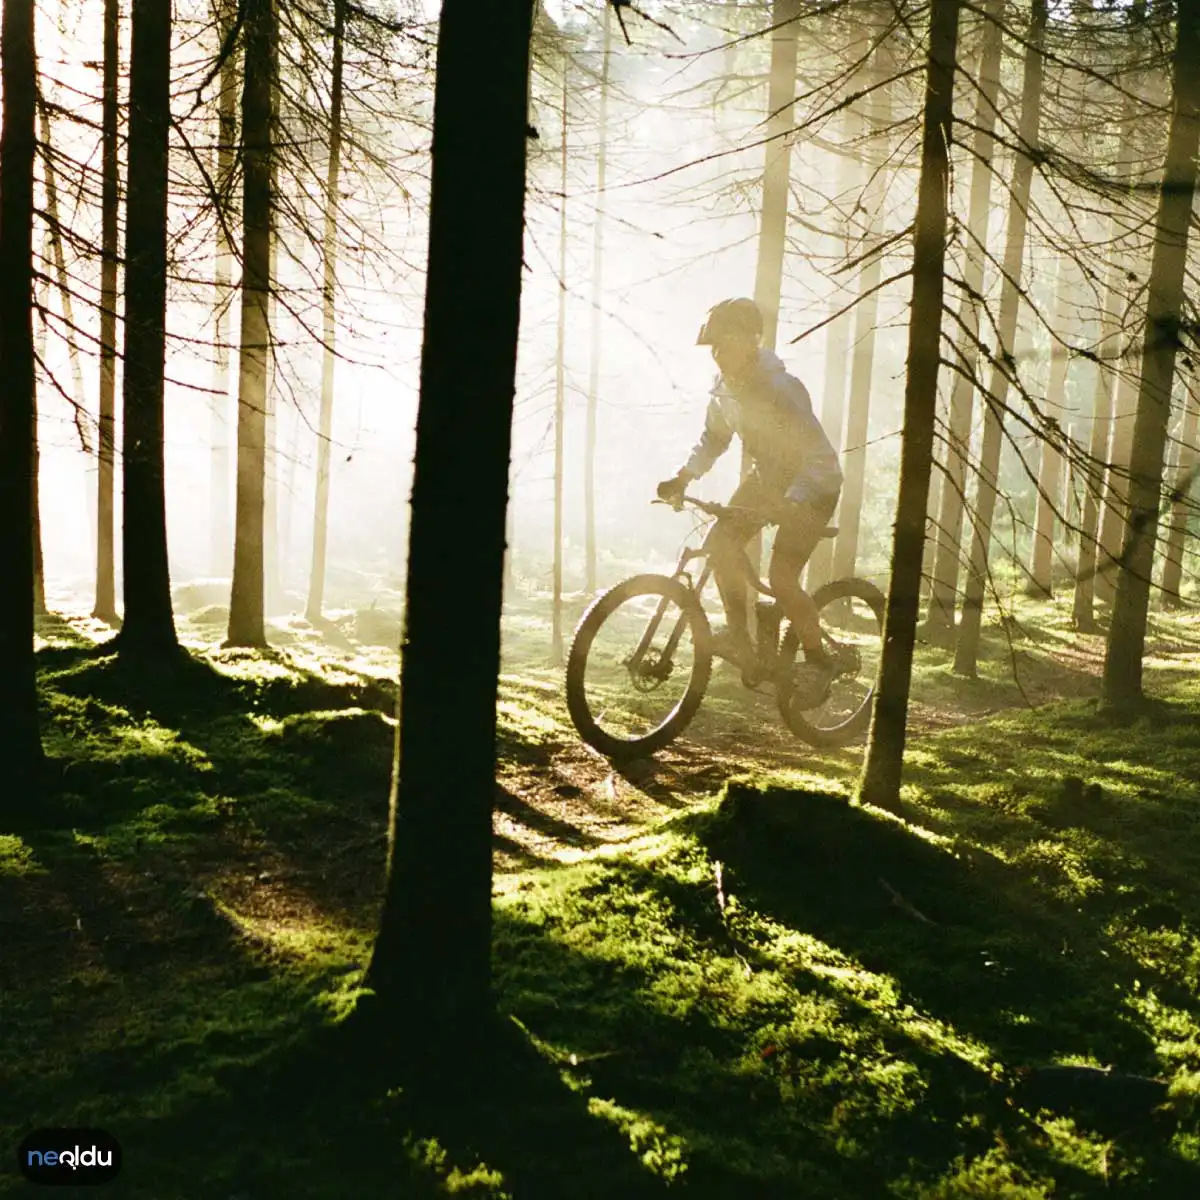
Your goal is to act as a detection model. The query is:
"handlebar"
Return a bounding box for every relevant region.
[653,494,766,522]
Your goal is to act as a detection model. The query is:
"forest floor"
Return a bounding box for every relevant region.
[4,584,1200,1196]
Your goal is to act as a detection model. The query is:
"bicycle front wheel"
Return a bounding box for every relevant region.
[776,577,886,748]
[565,574,713,759]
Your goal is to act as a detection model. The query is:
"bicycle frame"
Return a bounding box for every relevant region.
[628,522,776,676]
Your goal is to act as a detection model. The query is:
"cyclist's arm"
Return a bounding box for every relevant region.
[679,394,733,482]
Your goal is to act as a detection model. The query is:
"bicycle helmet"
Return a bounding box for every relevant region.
[696,297,763,346]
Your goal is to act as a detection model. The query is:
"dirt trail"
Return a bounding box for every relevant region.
[489,631,1115,874]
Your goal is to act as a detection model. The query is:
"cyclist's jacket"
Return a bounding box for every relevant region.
[680,349,843,505]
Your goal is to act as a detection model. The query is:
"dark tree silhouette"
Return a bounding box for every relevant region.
[117,0,180,659]
[857,0,961,813]
[364,0,534,1062]
[0,0,44,804]
[1103,0,1200,709]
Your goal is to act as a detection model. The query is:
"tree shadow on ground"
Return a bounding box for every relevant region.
[1,822,675,1198]
[687,784,1158,1074]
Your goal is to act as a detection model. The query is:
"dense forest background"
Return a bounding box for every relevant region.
[4,0,1200,1195]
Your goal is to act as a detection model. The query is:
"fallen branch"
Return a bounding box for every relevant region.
[879,876,936,925]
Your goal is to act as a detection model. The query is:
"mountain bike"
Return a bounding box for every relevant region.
[565,494,886,759]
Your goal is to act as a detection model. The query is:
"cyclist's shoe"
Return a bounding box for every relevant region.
[789,656,837,710]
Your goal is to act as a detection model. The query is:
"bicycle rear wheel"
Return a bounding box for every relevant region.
[776,577,885,748]
[566,574,712,759]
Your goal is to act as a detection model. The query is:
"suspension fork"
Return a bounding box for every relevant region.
[628,552,711,670]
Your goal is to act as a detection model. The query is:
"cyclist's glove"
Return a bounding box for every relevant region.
[656,473,689,509]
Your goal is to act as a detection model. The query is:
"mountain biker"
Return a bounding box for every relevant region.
[656,297,843,684]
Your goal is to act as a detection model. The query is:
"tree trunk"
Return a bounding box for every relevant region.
[306,0,346,622]
[952,0,1047,678]
[32,236,47,617]
[364,0,533,1064]
[278,404,300,582]
[0,0,43,803]
[804,106,857,594]
[1073,102,1138,631]
[95,0,120,624]
[832,29,893,584]
[1102,0,1200,708]
[118,0,178,659]
[752,0,800,353]
[37,103,90,427]
[1161,390,1197,605]
[742,0,801,634]
[918,466,939,607]
[35,104,91,618]
[551,58,568,667]
[923,0,1003,644]
[1095,71,1152,607]
[1095,360,1141,605]
[32,421,46,617]
[1065,419,1082,539]
[210,0,239,579]
[1029,255,1077,596]
[226,0,276,648]
[857,0,961,814]
[583,1,611,597]
[263,127,282,614]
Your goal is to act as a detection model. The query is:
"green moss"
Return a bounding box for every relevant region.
[8,602,1200,1196]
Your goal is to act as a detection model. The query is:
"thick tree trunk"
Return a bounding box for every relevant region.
[0,0,43,804]
[1102,0,1200,708]
[118,0,178,659]
[923,0,1003,644]
[364,0,533,1062]
[953,0,1047,677]
[95,0,120,624]
[226,0,276,648]
[857,0,961,814]
[832,29,893,583]
[1029,256,1077,596]
[552,60,568,666]
[306,0,346,621]
[210,0,239,579]
[583,1,611,597]
[1161,391,1197,605]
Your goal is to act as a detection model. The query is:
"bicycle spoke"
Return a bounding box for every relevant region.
[578,591,701,745]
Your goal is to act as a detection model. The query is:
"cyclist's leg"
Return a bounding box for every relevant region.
[770,491,840,660]
[705,476,768,654]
